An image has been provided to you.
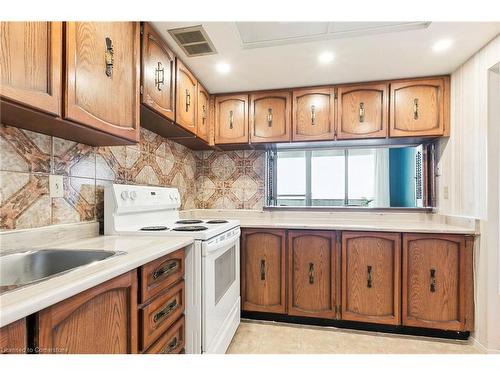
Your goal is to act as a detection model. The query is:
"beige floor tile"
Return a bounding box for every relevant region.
[226,321,481,354]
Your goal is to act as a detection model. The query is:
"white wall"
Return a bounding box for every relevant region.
[436,34,500,352]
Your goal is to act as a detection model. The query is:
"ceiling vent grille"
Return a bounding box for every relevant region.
[168,25,217,57]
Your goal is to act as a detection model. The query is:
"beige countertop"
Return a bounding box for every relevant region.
[0,235,193,328]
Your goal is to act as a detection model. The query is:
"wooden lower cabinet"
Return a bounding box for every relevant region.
[341,232,401,325]
[288,230,338,319]
[0,318,26,354]
[37,271,138,354]
[145,316,185,354]
[241,229,287,314]
[402,233,472,331]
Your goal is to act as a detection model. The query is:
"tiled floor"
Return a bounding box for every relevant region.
[226,321,482,354]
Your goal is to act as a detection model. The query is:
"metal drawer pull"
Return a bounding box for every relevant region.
[104,37,114,77]
[185,90,191,112]
[309,262,314,284]
[413,98,419,120]
[267,108,273,127]
[153,299,178,323]
[155,61,164,91]
[359,102,365,123]
[161,337,179,354]
[311,105,316,126]
[430,268,436,292]
[229,110,234,129]
[367,265,372,288]
[260,259,266,281]
[152,260,179,280]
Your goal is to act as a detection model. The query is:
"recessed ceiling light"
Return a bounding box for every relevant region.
[432,39,453,52]
[318,51,334,64]
[216,62,231,74]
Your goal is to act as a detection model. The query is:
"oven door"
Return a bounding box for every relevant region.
[201,228,240,353]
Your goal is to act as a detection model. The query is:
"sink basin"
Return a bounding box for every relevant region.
[0,249,123,293]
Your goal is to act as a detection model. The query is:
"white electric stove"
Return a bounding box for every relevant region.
[104,184,241,354]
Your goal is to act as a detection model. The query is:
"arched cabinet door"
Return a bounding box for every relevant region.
[292,88,335,141]
[390,77,449,137]
[196,83,210,143]
[241,229,287,313]
[141,22,175,122]
[341,231,401,325]
[336,84,388,139]
[250,91,291,143]
[175,58,197,133]
[215,94,249,144]
[65,22,140,142]
[287,230,338,319]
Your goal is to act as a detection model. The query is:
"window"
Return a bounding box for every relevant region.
[266,145,433,208]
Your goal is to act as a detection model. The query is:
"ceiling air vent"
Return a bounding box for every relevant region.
[168,25,217,57]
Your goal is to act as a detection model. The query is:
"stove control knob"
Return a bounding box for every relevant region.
[121,191,129,200]
[130,191,137,200]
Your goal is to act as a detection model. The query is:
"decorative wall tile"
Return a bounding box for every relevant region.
[53,137,96,179]
[52,177,96,225]
[95,146,127,181]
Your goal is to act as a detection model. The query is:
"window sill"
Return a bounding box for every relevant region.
[263,205,434,213]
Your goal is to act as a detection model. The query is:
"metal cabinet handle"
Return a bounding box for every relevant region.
[311,105,316,126]
[160,337,179,354]
[367,265,372,288]
[260,259,266,281]
[185,90,191,112]
[413,98,419,120]
[430,268,436,292]
[359,102,365,123]
[229,110,234,129]
[155,61,165,91]
[153,299,178,323]
[267,108,273,127]
[309,263,314,284]
[152,260,179,280]
[104,37,114,77]
[202,105,207,124]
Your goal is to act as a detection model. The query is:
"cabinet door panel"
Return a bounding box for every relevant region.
[0,22,62,115]
[215,94,248,144]
[196,83,210,142]
[175,59,197,133]
[402,233,466,330]
[292,88,335,141]
[0,318,26,354]
[141,23,175,122]
[65,22,140,141]
[341,232,401,325]
[250,91,291,143]
[390,77,448,137]
[288,230,337,318]
[337,84,388,139]
[241,229,286,313]
[37,271,138,354]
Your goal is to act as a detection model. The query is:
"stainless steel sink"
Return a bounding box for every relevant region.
[0,249,124,293]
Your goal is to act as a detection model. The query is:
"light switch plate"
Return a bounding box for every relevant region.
[49,175,64,198]
[443,186,449,200]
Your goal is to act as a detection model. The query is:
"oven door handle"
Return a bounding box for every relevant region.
[203,229,240,255]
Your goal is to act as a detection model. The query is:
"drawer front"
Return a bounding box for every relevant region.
[140,248,184,303]
[140,280,185,350]
[145,316,185,354]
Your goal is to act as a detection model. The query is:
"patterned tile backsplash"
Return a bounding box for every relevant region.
[0,124,266,231]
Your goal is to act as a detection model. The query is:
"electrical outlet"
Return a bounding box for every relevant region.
[443,186,449,200]
[49,175,64,198]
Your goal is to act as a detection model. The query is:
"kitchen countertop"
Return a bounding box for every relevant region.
[0,235,193,328]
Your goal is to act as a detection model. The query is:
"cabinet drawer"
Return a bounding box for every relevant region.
[140,280,185,350]
[140,248,184,303]
[144,315,185,354]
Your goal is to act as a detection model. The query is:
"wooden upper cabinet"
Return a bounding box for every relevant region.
[196,83,210,143]
[65,22,140,142]
[288,230,338,319]
[390,77,449,137]
[175,58,197,133]
[215,94,249,144]
[341,232,401,325]
[337,84,388,139]
[0,22,62,116]
[141,23,175,122]
[241,229,287,314]
[402,233,468,331]
[37,271,138,354]
[292,88,335,141]
[249,91,291,143]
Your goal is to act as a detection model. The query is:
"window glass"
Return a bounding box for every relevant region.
[277,151,306,205]
[311,150,345,205]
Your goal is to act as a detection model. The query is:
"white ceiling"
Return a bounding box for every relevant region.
[153,22,500,94]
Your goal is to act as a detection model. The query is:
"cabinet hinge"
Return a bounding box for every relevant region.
[140,24,144,35]
[336,231,341,246]
[335,305,341,320]
[140,85,144,95]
